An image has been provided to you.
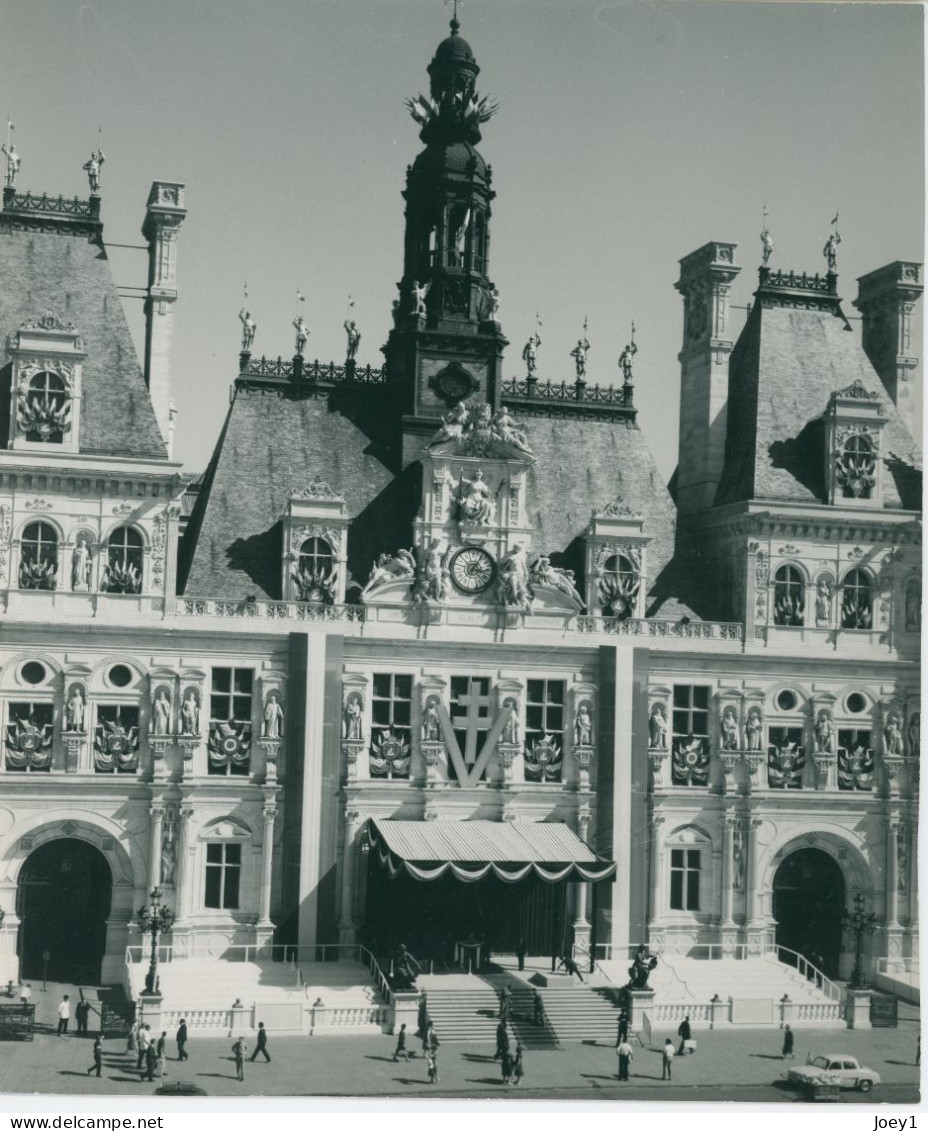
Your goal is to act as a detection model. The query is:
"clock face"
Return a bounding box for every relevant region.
[450,547,496,594]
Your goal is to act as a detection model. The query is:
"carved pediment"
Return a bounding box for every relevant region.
[425,401,535,463]
[201,819,250,841]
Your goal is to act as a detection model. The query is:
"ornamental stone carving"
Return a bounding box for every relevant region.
[361,549,416,598]
[720,705,739,751]
[425,401,535,463]
[263,692,284,738]
[813,709,835,754]
[648,701,668,750]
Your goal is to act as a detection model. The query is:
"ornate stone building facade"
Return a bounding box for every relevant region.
[0,19,919,991]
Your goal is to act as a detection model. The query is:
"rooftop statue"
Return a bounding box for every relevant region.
[570,336,590,380]
[761,226,774,266]
[82,148,105,193]
[522,332,541,377]
[293,314,310,358]
[344,319,361,362]
[823,216,841,272]
[239,308,256,352]
[618,338,637,384]
[1,141,20,188]
[411,279,430,316]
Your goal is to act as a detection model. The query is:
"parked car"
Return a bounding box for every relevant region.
[154,1081,208,1097]
[788,1054,880,1094]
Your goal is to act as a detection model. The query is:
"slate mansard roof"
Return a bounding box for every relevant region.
[716,277,922,510]
[0,201,168,461]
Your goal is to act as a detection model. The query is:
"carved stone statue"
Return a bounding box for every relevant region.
[574,701,593,747]
[293,314,309,357]
[455,468,494,525]
[618,339,637,384]
[160,825,176,886]
[814,578,832,626]
[65,685,86,733]
[908,712,920,756]
[570,337,590,380]
[491,407,533,455]
[363,549,416,595]
[823,231,841,272]
[745,707,763,752]
[648,703,668,749]
[343,693,363,740]
[497,544,531,610]
[239,308,256,351]
[522,332,541,376]
[530,555,582,605]
[884,714,904,757]
[82,149,105,193]
[501,699,520,745]
[720,707,739,751]
[426,401,469,449]
[422,696,442,742]
[814,710,835,754]
[485,283,500,321]
[263,693,284,739]
[1,142,20,188]
[344,319,361,362]
[71,538,92,592]
[761,226,773,266]
[414,539,449,603]
[411,279,430,316]
[151,689,172,736]
[181,689,200,736]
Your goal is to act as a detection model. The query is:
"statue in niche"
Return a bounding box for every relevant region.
[570,336,590,380]
[745,707,763,752]
[483,283,500,322]
[180,689,200,736]
[82,148,105,193]
[497,544,531,610]
[648,703,668,750]
[65,685,86,733]
[160,823,176,886]
[151,689,172,736]
[530,555,581,604]
[411,279,430,316]
[422,696,442,742]
[426,401,468,449]
[454,468,494,525]
[293,314,309,357]
[344,319,361,362]
[574,701,593,747]
[732,827,745,891]
[720,707,739,751]
[343,692,363,740]
[815,578,833,626]
[814,710,835,754]
[501,699,520,746]
[263,693,284,739]
[908,712,920,757]
[884,714,904,757]
[522,332,541,377]
[71,538,92,592]
[1,140,21,188]
[239,308,256,352]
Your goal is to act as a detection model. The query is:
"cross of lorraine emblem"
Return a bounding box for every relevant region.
[434,680,514,788]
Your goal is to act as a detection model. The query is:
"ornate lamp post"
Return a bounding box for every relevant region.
[840,891,878,989]
[137,886,174,996]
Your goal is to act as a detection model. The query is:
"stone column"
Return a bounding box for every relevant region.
[647,813,665,927]
[886,817,900,928]
[171,807,195,925]
[258,801,277,928]
[572,805,592,963]
[338,808,362,945]
[162,505,180,615]
[745,816,764,946]
[142,183,187,444]
[720,814,735,927]
[148,804,165,893]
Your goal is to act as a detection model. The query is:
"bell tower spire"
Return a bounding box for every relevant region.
[385,16,507,462]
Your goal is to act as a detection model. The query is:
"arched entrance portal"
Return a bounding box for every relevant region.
[16,838,113,984]
[772,847,844,979]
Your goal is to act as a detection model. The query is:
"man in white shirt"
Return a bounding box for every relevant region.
[20,984,31,1006]
[56,994,70,1036]
[662,1037,675,1080]
[616,1037,634,1081]
[136,1024,151,1070]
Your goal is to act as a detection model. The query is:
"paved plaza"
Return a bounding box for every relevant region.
[0,983,920,1103]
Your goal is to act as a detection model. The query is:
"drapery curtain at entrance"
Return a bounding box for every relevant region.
[366,818,616,884]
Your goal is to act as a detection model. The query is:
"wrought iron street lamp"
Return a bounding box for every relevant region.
[840,891,878,989]
[137,886,174,996]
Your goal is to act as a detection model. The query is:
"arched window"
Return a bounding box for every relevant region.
[19,521,58,590]
[837,434,876,499]
[293,537,336,604]
[773,565,805,626]
[20,371,69,443]
[597,553,640,621]
[841,569,872,630]
[103,526,143,594]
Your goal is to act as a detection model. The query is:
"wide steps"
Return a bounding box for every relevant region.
[537,987,622,1041]
[423,988,559,1048]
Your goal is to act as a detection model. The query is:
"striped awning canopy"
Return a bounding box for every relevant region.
[367,818,616,884]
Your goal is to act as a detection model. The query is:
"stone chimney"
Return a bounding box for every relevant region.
[142,182,187,447]
[853,261,922,439]
[674,242,741,514]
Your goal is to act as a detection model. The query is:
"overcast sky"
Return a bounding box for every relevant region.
[1,0,923,477]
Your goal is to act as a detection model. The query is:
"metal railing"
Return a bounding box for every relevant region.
[774,946,842,1003]
[178,598,366,624]
[241,356,387,385]
[577,615,743,641]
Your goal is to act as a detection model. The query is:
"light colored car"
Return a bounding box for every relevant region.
[788,1053,881,1093]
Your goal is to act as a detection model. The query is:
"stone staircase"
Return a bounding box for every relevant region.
[534,987,623,1042]
[420,982,560,1049]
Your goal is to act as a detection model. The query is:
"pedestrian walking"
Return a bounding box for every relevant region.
[782,1024,794,1060]
[426,1051,439,1084]
[20,984,32,1007]
[86,1036,103,1078]
[532,989,545,1027]
[616,1036,634,1080]
[56,994,70,1036]
[156,1031,167,1058]
[176,1019,188,1061]
[232,1037,248,1081]
[75,997,90,1036]
[677,1015,692,1055]
[426,1022,439,1055]
[662,1038,675,1080]
[515,938,527,972]
[494,1020,510,1060]
[498,986,511,1021]
[250,1021,271,1062]
[142,1042,158,1083]
[136,1024,150,1069]
[501,1045,513,1085]
[127,1023,138,1057]
[392,1022,409,1062]
[617,1010,629,1045]
[512,1042,524,1085]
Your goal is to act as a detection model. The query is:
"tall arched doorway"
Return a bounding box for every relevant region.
[16,838,113,984]
[772,847,844,979]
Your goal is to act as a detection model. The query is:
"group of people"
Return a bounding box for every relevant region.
[55,993,97,1037]
[493,1016,525,1086]
[392,1018,442,1083]
[119,1016,269,1084]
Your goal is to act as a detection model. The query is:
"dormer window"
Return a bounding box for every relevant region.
[841,569,873,630]
[825,381,885,507]
[9,314,84,453]
[282,478,348,604]
[598,553,640,621]
[18,370,70,443]
[836,434,876,499]
[20,522,58,590]
[292,536,336,604]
